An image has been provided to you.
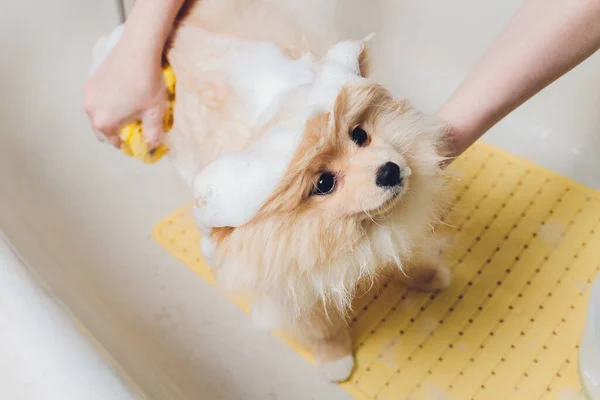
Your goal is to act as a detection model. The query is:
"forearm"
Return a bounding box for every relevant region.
[120,0,186,61]
[438,0,600,157]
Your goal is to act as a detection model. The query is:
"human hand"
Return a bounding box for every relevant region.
[83,40,166,149]
[436,0,600,164]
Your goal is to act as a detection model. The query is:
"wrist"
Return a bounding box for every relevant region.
[437,106,488,159]
[119,32,163,64]
[120,0,184,60]
[120,22,164,61]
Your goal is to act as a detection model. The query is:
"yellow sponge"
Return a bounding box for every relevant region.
[118,66,176,164]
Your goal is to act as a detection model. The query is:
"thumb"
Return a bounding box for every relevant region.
[141,102,165,148]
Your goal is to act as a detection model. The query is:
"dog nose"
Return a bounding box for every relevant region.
[376,162,402,188]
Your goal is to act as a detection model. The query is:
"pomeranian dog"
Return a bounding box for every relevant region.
[165,0,452,381]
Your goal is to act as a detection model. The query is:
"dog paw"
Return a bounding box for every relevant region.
[317,355,355,382]
[421,264,452,292]
[399,264,452,292]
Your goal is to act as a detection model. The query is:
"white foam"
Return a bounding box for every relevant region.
[192,120,303,231]
[199,235,217,267]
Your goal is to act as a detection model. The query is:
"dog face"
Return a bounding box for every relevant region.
[211,80,446,315]
[294,84,413,221]
[254,81,442,226]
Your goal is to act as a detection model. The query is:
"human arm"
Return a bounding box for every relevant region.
[437,0,600,159]
[83,0,185,148]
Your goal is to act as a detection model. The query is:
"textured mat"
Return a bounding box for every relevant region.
[153,142,595,400]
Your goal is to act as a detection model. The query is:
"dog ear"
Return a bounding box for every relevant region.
[358,44,371,78]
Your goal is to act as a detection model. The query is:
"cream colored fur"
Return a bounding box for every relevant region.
[167,0,452,382]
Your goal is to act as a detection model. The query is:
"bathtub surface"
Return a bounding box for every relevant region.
[0,234,141,400]
[1,1,599,399]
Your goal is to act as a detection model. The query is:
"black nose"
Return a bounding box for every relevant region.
[376,162,402,188]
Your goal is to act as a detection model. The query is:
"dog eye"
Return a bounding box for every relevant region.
[350,127,369,146]
[313,172,336,195]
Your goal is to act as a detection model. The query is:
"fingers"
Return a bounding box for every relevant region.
[87,114,122,148]
[86,104,164,150]
[140,103,165,148]
[83,62,166,151]
[84,100,123,148]
[106,134,122,148]
[91,127,121,148]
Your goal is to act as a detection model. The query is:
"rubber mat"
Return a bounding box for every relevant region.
[153,142,595,400]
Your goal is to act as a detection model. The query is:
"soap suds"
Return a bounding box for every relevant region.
[378,338,400,369]
[538,219,566,248]
[417,316,439,336]
[421,380,451,400]
[200,235,216,266]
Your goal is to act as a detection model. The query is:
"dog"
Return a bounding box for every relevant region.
[166,0,452,382]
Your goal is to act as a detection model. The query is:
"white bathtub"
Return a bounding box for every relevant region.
[0,233,142,400]
[1,1,599,399]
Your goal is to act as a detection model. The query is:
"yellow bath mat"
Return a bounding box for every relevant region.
[153,142,596,400]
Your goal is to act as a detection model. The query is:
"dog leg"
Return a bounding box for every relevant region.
[294,304,354,382]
